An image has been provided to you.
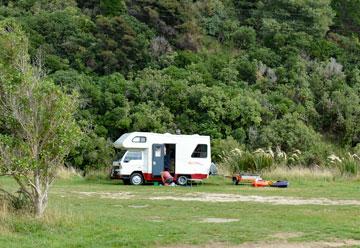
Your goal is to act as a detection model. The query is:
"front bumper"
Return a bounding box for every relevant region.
[110,167,129,180]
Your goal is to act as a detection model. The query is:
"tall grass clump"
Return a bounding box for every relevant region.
[84,167,111,180]
[329,153,360,176]
[216,137,360,179]
[56,166,82,180]
[219,148,274,175]
[0,195,9,220]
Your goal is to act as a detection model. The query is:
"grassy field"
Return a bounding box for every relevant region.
[0,175,360,248]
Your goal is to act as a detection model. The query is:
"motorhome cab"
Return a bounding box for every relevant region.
[110,132,211,185]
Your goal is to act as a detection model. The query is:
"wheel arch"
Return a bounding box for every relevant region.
[131,171,143,177]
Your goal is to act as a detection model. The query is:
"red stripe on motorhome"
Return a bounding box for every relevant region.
[143,173,161,181]
[143,173,208,181]
[190,174,208,179]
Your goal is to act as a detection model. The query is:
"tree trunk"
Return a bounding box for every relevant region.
[34,191,48,217]
[33,172,48,218]
[34,194,44,217]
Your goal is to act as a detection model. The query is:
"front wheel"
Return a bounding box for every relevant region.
[130,173,144,185]
[177,175,188,186]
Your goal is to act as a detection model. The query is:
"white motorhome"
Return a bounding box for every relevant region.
[110,132,211,185]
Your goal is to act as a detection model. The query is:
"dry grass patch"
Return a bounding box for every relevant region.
[56,166,82,180]
[0,200,9,220]
[262,166,337,181]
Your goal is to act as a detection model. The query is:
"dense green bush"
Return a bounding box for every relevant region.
[1,0,360,171]
[260,114,321,153]
[231,26,256,49]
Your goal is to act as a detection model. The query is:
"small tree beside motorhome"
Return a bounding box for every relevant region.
[0,20,81,217]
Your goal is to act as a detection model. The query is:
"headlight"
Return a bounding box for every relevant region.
[112,165,121,171]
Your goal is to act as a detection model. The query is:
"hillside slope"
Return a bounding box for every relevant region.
[0,0,359,169]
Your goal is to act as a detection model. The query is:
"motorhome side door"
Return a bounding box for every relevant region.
[152,144,164,176]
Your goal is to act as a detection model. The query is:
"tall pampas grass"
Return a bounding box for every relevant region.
[217,146,360,179]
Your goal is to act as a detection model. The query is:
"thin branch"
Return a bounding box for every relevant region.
[0,173,12,177]
[26,178,38,194]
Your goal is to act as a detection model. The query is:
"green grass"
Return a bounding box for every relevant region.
[0,176,360,248]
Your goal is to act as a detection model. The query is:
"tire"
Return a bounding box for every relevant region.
[177,175,188,186]
[130,173,144,185]
[232,177,239,185]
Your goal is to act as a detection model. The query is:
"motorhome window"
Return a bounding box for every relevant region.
[132,136,147,143]
[191,144,207,158]
[155,147,162,157]
[124,151,142,161]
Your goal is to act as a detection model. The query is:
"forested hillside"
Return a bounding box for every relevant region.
[1,0,360,170]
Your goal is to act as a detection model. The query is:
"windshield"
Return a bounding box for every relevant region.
[114,150,126,161]
[124,151,142,161]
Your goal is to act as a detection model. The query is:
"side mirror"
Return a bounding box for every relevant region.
[124,159,129,163]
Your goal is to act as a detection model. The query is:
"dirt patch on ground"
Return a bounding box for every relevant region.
[271,232,304,239]
[70,191,360,206]
[200,218,239,223]
[167,240,360,248]
[148,216,163,222]
[128,204,149,208]
[149,193,360,206]
[73,191,134,200]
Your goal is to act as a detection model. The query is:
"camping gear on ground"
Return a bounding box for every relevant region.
[270,181,289,188]
[232,174,262,185]
[252,179,272,187]
[232,173,289,188]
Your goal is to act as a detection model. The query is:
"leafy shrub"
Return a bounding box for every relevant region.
[260,114,322,153]
[231,26,256,49]
[99,0,126,16]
